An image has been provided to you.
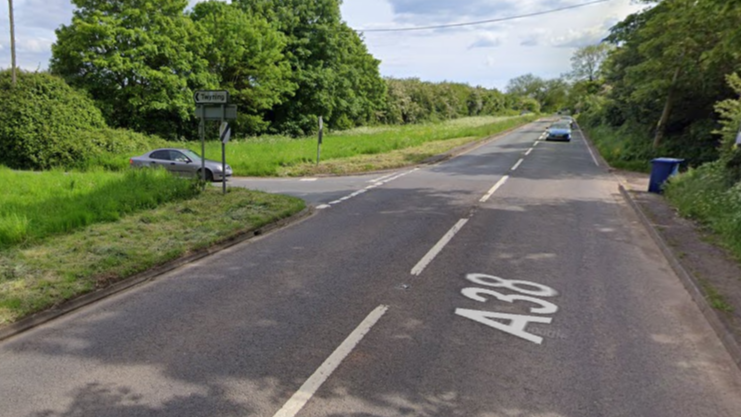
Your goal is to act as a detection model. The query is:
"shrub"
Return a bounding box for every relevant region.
[0,70,162,170]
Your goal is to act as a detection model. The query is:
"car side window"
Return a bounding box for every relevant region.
[150,150,170,161]
[170,151,189,162]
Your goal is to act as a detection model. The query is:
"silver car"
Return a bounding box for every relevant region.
[129,148,232,182]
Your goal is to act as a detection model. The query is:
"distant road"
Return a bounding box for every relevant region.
[2,120,740,417]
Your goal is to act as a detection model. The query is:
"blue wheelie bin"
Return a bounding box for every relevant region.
[648,157,684,193]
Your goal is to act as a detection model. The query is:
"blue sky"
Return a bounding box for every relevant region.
[0,0,645,90]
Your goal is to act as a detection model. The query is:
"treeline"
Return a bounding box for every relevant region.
[49,0,516,140]
[577,0,741,172]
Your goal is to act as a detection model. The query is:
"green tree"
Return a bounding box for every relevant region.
[569,44,612,82]
[190,1,294,136]
[236,0,385,135]
[50,0,216,139]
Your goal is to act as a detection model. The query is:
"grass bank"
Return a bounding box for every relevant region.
[0,187,305,325]
[578,124,653,172]
[0,167,200,248]
[664,162,741,260]
[96,115,536,176]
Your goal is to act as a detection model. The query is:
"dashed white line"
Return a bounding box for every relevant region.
[480,175,509,203]
[511,158,524,171]
[272,305,389,417]
[525,147,534,156]
[319,168,418,209]
[300,178,318,182]
[411,219,469,276]
[368,173,395,183]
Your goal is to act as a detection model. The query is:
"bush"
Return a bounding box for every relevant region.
[0,70,162,170]
[665,162,741,259]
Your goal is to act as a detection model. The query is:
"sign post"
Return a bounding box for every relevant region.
[317,116,323,165]
[193,90,237,193]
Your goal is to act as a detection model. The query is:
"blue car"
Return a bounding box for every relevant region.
[546,122,572,142]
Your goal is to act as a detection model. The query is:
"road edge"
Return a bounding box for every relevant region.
[618,184,741,370]
[0,207,315,342]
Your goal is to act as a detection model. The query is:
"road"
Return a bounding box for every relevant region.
[1,120,740,417]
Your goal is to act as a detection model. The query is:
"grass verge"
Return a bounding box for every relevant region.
[0,188,305,326]
[0,167,200,248]
[578,124,653,172]
[95,115,537,176]
[664,161,741,261]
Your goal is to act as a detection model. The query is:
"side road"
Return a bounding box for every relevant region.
[582,131,741,370]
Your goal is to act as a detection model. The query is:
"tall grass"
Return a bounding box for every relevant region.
[95,116,534,176]
[0,167,200,248]
[664,162,741,260]
[579,124,654,172]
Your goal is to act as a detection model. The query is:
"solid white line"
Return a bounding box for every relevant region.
[584,140,600,167]
[411,219,469,276]
[329,200,342,205]
[479,175,509,203]
[511,158,524,171]
[525,147,534,156]
[272,305,389,417]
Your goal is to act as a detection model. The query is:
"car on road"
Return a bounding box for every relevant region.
[546,122,572,142]
[130,148,232,182]
[560,116,575,128]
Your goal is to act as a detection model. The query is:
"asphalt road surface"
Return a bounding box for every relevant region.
[2,120,741,417]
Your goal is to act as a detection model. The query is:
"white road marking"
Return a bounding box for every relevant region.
[272,305,389,417]
[368,173,395,183]
[300,178,318,182]
[511,158,524,171]
[479,175,509,203]
[533,141,539,147]
[316,204,330,210]
[411,219,469,276]
[525,147,534,156]
[584,138,600,166]
[318,168,417,209]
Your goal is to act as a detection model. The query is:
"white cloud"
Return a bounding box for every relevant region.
[469,32,505,49]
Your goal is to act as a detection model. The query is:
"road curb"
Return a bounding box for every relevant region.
[618,185,741,370]
[0,207,314,342]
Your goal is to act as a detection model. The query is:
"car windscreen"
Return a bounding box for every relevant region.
[181,150,202,161]
[551,123,570,130]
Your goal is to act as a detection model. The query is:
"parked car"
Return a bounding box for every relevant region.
[560,116,575,128]
[130,148,232,182]
[546,122,572,142]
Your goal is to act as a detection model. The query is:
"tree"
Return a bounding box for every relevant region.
[51,0,216,139]
[236,0,385,134]
[569,43,612,82]
[190,1,294,136]
[7,0,16,86]
[506,74,546,101]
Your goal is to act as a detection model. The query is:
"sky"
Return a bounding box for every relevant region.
[0,0,647,90]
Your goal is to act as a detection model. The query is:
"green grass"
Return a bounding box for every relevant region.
[698,279,735,313]
[96,115,536,176]
[579,124,653,173]
[0,188,305,325]
[664,162,741,261]
[0,167,200,248]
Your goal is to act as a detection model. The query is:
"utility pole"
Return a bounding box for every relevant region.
[8,0,17,86]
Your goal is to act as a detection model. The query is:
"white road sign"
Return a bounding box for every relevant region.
[220,122,231,144]
[194,90,229,104]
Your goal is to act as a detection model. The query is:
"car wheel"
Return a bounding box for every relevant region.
[198,169,214,182]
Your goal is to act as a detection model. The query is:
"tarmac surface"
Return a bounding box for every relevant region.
[1,121,740,417]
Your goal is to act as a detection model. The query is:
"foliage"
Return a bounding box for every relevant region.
[51,0,216,139]
[0,167,201,248]
[381,78,507,124]
[714,73,741,183]
[505,73,568,113]
[190,1,295,136]
[665,162,741,260]
[569,44,613,82]
[0,70,113,169]
[236,0,386,135]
